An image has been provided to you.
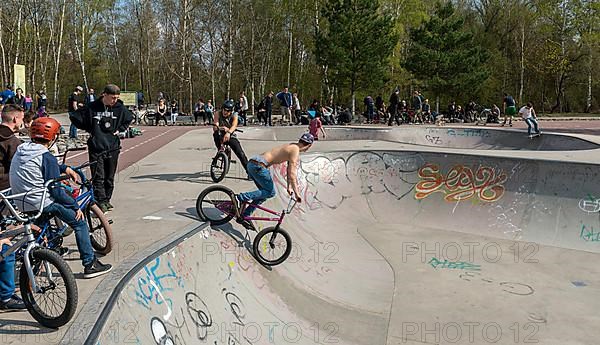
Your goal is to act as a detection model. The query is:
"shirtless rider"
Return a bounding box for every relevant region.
[234,133,314,230]
[213,99,249,175]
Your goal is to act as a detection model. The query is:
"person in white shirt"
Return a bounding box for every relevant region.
[239,91,248,126]
[293,93,301,125]
[519,102,541,137]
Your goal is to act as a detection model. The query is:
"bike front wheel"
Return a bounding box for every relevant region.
[196,185,236,225]
[210,151,230,183]
[86,204,113,255]
[253,227,292,266]
[20,248,78,328]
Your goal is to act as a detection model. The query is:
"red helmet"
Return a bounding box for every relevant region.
[30,117,61,142]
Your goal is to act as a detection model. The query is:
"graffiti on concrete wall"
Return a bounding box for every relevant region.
[415,163,507,203]
[580,224,600,242]
[271,151,424,211]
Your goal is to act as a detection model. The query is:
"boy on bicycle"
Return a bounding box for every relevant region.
[213,100,249,175]
[9,118,112,278]
[235,133,314,231]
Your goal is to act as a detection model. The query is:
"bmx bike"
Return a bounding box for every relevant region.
[210,129,243,183]
[0,176,78,328]
[475,109,491,126]
[37,147,114,255]
[195,185,297,266]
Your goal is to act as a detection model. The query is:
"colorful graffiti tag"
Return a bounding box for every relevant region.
[415,163,507,202]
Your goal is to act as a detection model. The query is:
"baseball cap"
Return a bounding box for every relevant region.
[299,133,314,144]
[76,85,84,92]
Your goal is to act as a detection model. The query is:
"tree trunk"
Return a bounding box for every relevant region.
[53,0,67,109]
[287,22,293,87]
[110,8,123,87]
[14,1,23,65]
[586,55,592,113]
[518,23,525,104]
[226,0,233,100]
[0,7,6,85]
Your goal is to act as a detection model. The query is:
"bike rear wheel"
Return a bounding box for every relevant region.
[19,248,78,328]
[210,152,230,183]
[196,185,236,225]
[86,204,113,255]
[253,227,292,266]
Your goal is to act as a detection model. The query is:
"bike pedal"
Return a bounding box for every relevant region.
[108,219,114,224]
[230,160,237,164]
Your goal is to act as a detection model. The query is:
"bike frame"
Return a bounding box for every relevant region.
[34,158,97,248]
[0,182,62,293]
[216,197,297,227]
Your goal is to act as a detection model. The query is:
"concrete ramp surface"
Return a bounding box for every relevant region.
[240,126,600,151]
[86,149,599,345]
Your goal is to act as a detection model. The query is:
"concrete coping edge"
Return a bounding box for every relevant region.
[59,221,210,345]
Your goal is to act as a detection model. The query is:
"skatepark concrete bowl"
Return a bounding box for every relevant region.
[240,126,600,151]
[63,126,600,345]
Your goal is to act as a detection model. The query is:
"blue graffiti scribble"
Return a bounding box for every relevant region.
[134,257,184,310]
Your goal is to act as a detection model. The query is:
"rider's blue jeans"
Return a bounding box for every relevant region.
[41,203,95,267]
[69,123,78,138]
[237,160,276,217]
[0,244,16,300]
[524,117,540,135]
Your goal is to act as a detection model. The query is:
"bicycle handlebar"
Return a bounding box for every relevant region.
[285,194,299,214]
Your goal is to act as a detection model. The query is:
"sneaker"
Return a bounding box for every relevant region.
[0,294,26,310]
[106,202,114,210]
[236,217,256,231]
[83,259,112,279]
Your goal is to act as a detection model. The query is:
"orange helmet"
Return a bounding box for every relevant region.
[30,117,61,142]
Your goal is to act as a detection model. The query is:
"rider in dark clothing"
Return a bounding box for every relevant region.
[388,89,401,126]
[212,100,249,174]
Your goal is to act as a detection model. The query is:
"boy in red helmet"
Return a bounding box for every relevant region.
[9,117,112,278]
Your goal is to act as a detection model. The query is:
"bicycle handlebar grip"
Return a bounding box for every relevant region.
[53,175,71,183]
[68,147,87,152]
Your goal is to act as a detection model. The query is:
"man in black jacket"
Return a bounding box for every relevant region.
[69,84,133,212]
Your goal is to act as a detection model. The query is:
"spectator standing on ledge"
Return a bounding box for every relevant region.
[263,91,273,126]
[239,91,248,126]
[0,85,14,105]
[276,86,293,124]
[364,95,374,124]
[87,88,96,105]
[9,88,25,108]
[69,84,133,213]
[68,86,84,139]
[24,93,33,111]
[293,93,301,125]
[502,93,516,127]
[388,88,401,126]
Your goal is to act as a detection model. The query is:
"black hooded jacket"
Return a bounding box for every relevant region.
[69,98,133,153]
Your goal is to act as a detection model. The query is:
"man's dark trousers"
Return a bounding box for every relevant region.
[89,150,119,204]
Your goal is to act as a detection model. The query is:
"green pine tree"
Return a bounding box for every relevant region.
[403,1,489,110]
[316,0,398,115]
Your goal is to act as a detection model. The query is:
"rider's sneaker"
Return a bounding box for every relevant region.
[236,217,256,232]
[98,202,110,214]
[106,202,114,210]
[83,259,112,279]
[0,294,26,310]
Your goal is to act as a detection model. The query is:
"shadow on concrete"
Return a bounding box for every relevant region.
[0,318,56,335]
[180,206,273,271]
[130,171,249,184]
